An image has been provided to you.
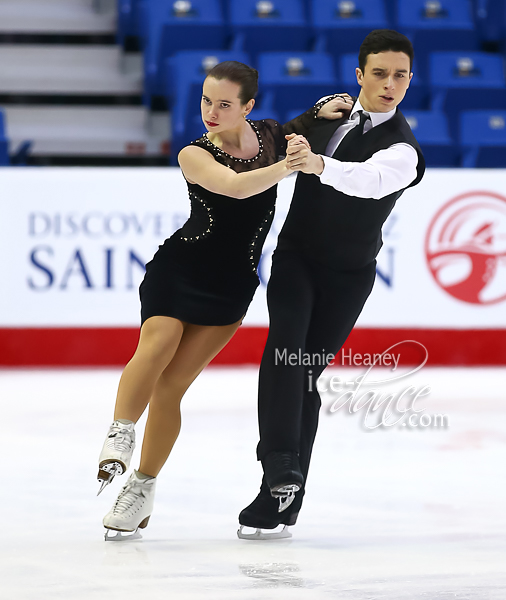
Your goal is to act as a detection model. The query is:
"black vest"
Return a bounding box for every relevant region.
[278,108,426,270]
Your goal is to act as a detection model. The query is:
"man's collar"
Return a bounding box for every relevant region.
[350,98,397,127]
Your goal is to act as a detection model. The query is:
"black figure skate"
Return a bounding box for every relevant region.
[237,478,299,540]
[262,450,304,507]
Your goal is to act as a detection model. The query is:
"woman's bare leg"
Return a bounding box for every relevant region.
[138,319,242,477]
[113,316,185,423]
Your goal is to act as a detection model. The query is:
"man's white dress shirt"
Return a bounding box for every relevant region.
[317,98,418,200]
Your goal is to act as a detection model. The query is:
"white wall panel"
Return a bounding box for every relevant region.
[1,168,505,328]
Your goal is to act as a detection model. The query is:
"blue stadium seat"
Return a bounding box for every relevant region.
[429,51,506,138]
[167,50,250,164]
[0,111,8,166]
[228,0,309,56]
[117,0,144,47]
[396,0,479,80]
[338,53,361,98]
[257,51,338,117]
[403,110,459,166]
[339,53,428,109]
[311,0,389,55]
[141,0,226,105]
[460,110,506,167]
[383,0,397,24]
[248,91,282,123]
[473,0,506,47]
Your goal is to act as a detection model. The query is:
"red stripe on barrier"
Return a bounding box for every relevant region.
[0,327,505,367]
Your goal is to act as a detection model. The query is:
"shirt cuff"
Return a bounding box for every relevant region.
[318,155,343,187]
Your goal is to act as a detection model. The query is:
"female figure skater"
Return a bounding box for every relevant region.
[97,60,351,540]
[96,61,336,540]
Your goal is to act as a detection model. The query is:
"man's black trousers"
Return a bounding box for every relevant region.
[256,248,377,514]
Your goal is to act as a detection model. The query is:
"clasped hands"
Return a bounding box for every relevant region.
[285,134,323,175]
[285,93,352,175]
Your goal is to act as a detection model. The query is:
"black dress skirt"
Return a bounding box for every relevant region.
[139,119,287,326]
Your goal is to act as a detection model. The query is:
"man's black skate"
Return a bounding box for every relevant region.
[237,479,299,540]
[262,450,304,511]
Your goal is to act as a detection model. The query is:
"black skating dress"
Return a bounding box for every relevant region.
[139,119,286,327]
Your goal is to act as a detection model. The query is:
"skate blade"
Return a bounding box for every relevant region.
[97,462,124,496]
[103,516,150,541]
[104,528,143,542]
[237,525,292,541]
[97,479,110,496]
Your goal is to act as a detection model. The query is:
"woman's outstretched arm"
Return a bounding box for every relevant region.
[178,143,300,199]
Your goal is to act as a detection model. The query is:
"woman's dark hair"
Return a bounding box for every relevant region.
[358,29,414,73]
[206,61,259,105]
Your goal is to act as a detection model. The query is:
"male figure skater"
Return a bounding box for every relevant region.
[238,29,426,539]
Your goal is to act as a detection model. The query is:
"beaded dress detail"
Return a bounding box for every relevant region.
[139,119,286,327]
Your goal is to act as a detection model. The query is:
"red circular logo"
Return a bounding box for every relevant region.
[425,191,506,305]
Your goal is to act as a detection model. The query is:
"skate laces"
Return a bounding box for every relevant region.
[112,432,133,451]
[108,426,134,451]
[113,479,148,514]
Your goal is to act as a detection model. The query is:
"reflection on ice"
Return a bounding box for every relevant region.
[239,561,306,589]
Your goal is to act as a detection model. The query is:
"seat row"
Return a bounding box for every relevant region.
[167,48,506,161]
[381,109,506,168]
[116,0,506,103]
[1,105,504,167]
[180,106,506,168]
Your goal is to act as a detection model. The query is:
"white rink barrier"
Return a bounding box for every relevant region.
[1,168,505,365]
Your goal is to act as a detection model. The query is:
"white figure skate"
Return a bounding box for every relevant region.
[103,471,156,541]
[97,420,136,495]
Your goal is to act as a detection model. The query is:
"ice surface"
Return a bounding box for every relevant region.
[1,366,505,599]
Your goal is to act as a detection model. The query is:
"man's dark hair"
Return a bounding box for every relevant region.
[358,29,414,73]
[206,61,258,104]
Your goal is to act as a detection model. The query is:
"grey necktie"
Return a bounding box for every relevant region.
[333,110,370,157]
